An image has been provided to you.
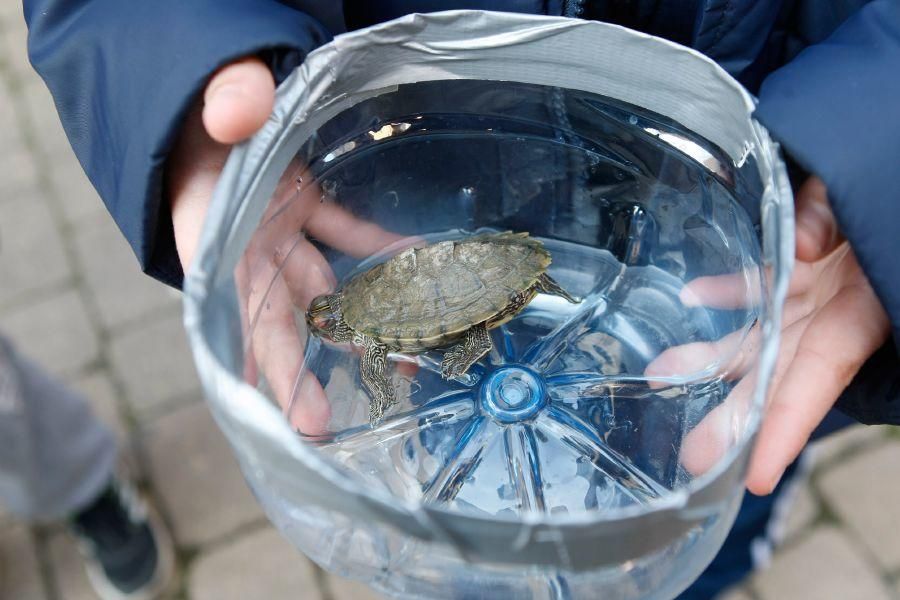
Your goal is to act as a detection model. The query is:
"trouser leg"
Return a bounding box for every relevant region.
[0,337,116,520]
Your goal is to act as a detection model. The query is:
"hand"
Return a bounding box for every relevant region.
[167,57,407,435]
[646,177,889,494]
[168,57,276,272]
[745,177,889,494]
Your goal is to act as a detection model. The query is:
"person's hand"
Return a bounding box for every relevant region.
[745,177,889,494]
[646,177,890,494]
[167,57,407,434]
[168,57,277,271]
[234,164,408,435]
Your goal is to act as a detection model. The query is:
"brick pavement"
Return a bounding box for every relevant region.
[1,9,899,600]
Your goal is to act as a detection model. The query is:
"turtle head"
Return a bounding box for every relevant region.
[306,293,345,341]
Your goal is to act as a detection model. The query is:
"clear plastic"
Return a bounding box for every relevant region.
[230,79,772,598]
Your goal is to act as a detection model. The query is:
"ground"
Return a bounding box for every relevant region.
[1,7,899,600]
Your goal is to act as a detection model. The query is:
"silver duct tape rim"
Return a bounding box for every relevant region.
[183,10,794,569]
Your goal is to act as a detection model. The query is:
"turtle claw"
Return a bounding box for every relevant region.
[368,396,395,426]
[441,347,465,379]
[537,273,579,304]
[441,324,492,380]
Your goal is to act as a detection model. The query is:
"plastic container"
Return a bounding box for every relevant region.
[184,11,793,600]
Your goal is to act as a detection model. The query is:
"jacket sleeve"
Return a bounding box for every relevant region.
[24,0,331,287]
[754,0,900,424]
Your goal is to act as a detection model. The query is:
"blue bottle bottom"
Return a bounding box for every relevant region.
[480,365,547,424]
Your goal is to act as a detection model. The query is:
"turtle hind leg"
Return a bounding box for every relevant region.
[359,338,396,425]
[442,323,492,379]
[537,273,579,303]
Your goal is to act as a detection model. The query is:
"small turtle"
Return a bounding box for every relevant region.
[305,232,578,424]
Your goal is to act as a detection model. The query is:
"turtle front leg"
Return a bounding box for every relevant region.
[359,338,396,425]
[442,323,492,379]
[537,273,579,303]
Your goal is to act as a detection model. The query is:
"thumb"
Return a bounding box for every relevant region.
[202,57,275,144]
[795,176,843,262]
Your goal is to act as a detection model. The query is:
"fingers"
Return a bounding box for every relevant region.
[203,57,275,144]
[168,56,274,272]
[233,256,259,387]
[168,104,229,272]
[243,227,337,435]
[679,270,762,310]
[170,56,274,269]
[745,280,889,495]
[304,201,411,259]
[645,325,756,384]
[260,162,412,261]
[679,262,815,311]
[276,234,337,313]
[679,380,753,476]
[646,288,821,389]
[679,305,811,478]
[795,176,843,263]
[247,263,331,436]
[647,262,818,386]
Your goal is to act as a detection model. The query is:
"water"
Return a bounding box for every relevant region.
[296,230,732,518]
[254,80,763,520]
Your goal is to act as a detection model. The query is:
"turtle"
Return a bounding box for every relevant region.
[305,232,579,424]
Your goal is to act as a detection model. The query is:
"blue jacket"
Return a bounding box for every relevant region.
[21,0,900,424]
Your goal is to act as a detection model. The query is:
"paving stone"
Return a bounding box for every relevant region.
[142,402,263,547]
[1,15,32,79]
[327,574,386,600]
[0,191,70,307]
[0,524,48,599]
[714,586,753,600]
[0,2,24,24]
[189,526,322,600]
[74,214,179,329]
[781,482,818,542]
[0,78,27,149]
[818,441,900,571]
[21,78,75,161]
[752,527,890,600]
[0,288,99,376]
[47,532,101,600]
[809,424,888,465]
[109,311,199,415]
[49,157,107,226]
[0,146,40,198]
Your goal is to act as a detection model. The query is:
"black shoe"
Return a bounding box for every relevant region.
[69,478,175,600]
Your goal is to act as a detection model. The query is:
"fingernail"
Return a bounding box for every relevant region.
[206,82,245,106]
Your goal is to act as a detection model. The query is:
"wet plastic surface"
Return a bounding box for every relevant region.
[242,81,763,525]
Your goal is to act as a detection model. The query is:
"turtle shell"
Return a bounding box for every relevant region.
[341,232,550,349]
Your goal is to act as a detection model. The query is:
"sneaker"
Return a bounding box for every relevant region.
[68,477,175,600]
